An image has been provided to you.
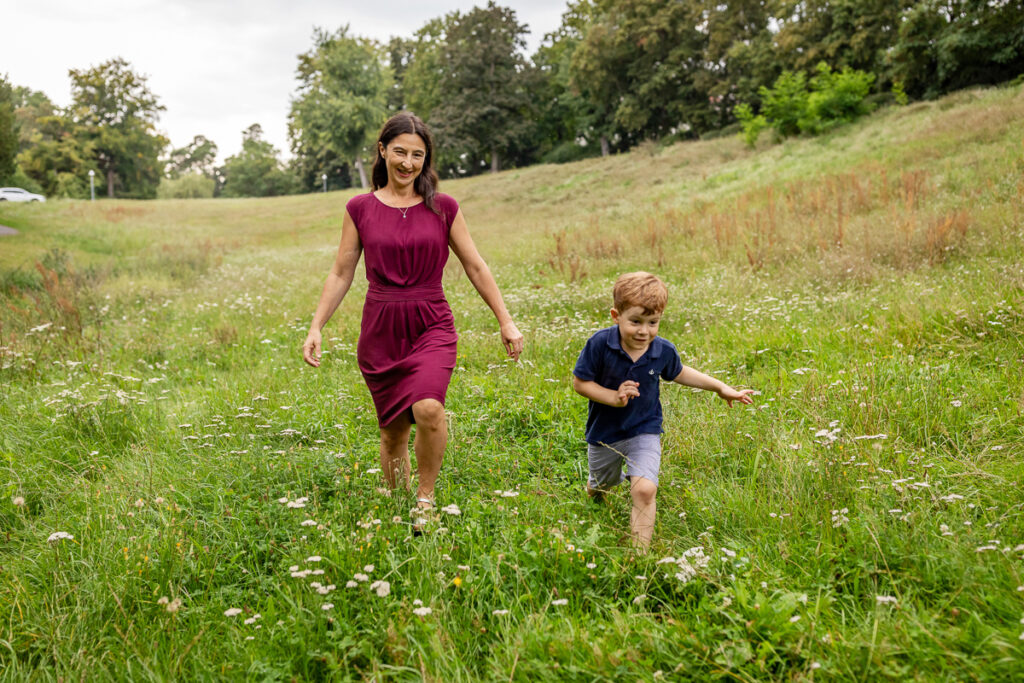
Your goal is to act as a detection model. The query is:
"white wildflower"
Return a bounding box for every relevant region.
[370,580,390,597]
[300,519,317,527]
[413,606,433,616]
[322,603,334,611]
[12,496,25,507]
[441,504,462,515]
[47,531,74,543]
[363,564,374,573]
[353,573,369,582]
[345,581,358,588]
[875,595,898,606]
[492,609,510,616]
[552,599,568,606]
[306,555,322,563]
[224,608,243,617]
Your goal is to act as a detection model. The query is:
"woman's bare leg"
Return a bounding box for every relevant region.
[410,398,447,501]
[379,413,413,491]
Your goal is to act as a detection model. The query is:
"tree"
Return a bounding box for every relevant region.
[220,124,298,198]
[773,0,913,82]
[167,135,218,179]
[430,2,537,174]
[888,0,1024,99]
[392,17,449,122]
[289,27,392,190]
[700,0,780,127]
[15,113,96,197]
[532,0,606,161]
[12,86,57,155]
[570,0,713,144]
[68,58,167,198]
[0,75,16,183]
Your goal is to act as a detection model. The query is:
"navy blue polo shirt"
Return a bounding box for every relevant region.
[573,326,684,445]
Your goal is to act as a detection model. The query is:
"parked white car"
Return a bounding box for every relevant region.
[0,187,46,202]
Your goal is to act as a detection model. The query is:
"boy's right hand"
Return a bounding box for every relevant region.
[615,380,640,407]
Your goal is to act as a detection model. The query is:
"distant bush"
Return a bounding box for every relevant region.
[736,62,875,146]
[157,173,215,199]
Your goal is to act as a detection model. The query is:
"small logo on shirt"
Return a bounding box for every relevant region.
[649,369,656,375]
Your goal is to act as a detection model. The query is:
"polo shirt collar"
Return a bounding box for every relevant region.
[604,326,662,360]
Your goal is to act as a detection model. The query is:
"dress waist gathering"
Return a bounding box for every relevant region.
[365,282,446,303]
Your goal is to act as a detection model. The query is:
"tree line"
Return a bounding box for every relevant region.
[2,0,1021,200]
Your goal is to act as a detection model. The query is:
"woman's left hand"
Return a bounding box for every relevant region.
[500,321,524,361]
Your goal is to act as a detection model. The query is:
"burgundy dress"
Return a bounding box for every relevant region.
[346,192,460,427]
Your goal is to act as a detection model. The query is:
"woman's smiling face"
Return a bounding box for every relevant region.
[379,133,427,190]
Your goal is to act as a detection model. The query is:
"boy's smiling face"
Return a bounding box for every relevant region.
[611,305,661,357]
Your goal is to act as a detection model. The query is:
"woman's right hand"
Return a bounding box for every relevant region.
[302,329,323,368]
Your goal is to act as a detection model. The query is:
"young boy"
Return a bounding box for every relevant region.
[572,272,754,550]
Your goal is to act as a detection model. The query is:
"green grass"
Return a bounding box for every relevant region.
[1,84,1023,680]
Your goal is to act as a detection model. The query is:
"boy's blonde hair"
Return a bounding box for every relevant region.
[613,271,668,314]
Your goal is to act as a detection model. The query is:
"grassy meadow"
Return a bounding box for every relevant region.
[1,84,1023,680]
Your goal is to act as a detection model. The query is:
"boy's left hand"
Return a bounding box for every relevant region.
[718,386,755,407]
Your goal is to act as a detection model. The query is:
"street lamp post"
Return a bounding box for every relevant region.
[321,173,327,193]
[88,170,95,201]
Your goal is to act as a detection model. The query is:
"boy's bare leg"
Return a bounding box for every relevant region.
[629,476,658,551]
[379,414,413,490]
[411,399,447,503]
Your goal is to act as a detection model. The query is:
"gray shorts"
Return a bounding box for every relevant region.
[587,433,661,489]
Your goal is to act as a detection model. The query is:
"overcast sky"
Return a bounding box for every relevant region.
[3,0,567,162]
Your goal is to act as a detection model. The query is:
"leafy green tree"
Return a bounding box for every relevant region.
[570,0,713,144]
[68,58,167,198]
[888,0,1024,99]
[16,112,96,198]
[430,2,537,174]
[0,75,16,183]
[289,27,392,190]
[12,86,57,155]
[700,0,780,126]
[220,124,298,198]
[167,135,218,179]
[388,17,448,121]
[532,0,606,161]
[774,0,913,80]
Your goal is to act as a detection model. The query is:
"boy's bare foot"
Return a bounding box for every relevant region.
[585,484,605,503]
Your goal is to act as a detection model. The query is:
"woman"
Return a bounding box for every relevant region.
[302,112,524,529]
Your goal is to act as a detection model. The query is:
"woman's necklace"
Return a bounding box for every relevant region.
[380,192,415,218]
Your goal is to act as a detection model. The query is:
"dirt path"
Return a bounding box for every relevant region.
[0,225,18,236]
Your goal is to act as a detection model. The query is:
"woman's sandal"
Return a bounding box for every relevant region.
[412,497,435,536]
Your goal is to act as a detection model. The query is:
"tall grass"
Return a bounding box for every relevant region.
[1,84,1022,680]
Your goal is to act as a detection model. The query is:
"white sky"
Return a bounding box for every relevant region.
[2,0,567,161]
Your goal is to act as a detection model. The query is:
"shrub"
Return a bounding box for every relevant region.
[738,62,876,143]
[157,173,216,199]
[733,104,768,148]
[758,71,809,138]
[801,63,876,134]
